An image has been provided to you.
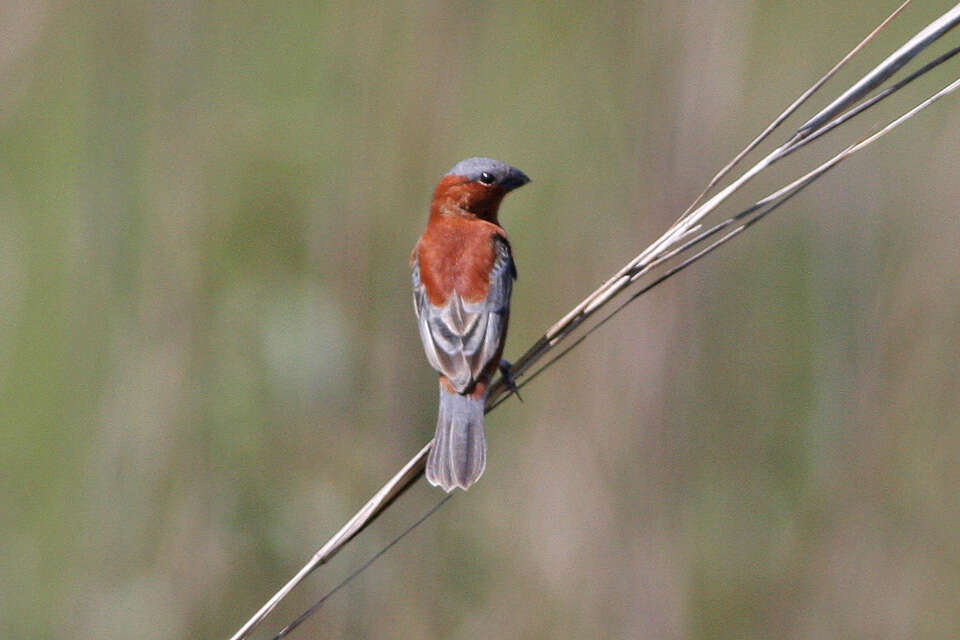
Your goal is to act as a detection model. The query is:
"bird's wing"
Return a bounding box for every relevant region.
[413,235,515,393]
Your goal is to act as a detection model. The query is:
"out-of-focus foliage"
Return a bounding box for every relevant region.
[2,1,959,638]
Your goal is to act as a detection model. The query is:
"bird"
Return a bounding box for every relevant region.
[411,157,530,492]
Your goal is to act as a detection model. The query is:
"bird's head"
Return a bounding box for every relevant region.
[431,157,530,223]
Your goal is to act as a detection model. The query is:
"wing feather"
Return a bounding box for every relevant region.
[413,236,514,393]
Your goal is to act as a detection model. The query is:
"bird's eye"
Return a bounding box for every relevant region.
[478,171,496,185]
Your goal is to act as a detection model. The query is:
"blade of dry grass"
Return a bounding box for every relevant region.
[522,1,960,377]
[228,443,431,640]
[797,3,960,137]
[271,495,454,639]
[781,43,960,158]
[678,0,913,221]
[491,72,960,411]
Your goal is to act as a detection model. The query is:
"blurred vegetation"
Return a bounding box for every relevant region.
[2,1,960,638]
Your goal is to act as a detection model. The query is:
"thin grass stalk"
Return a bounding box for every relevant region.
[491,71,960,409]
[677,0,913,222]
[513,1,960,380]
[797,3,960,136]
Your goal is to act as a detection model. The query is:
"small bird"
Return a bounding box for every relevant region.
[412,157,530,491]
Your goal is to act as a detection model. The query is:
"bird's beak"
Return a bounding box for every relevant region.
[501,168,531,192]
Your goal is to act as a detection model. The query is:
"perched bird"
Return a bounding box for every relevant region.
[411,157,530,492]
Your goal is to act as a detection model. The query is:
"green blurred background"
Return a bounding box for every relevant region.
[3,1,960,638]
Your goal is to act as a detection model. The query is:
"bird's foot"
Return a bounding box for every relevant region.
[499,360,523,403]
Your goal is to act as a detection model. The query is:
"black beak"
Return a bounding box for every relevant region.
[501,168,531,192]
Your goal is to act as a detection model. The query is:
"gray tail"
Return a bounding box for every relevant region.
[426,389,486,492]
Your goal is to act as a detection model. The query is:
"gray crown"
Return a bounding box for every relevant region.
[445,157,530,191]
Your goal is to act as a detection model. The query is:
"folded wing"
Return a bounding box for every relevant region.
[413,236,515,393]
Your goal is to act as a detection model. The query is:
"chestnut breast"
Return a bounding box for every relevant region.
[417,217,504,307]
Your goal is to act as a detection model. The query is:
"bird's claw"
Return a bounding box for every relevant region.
[499,360,523,403]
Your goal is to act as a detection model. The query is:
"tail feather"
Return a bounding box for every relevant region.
[426,389,486,492]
